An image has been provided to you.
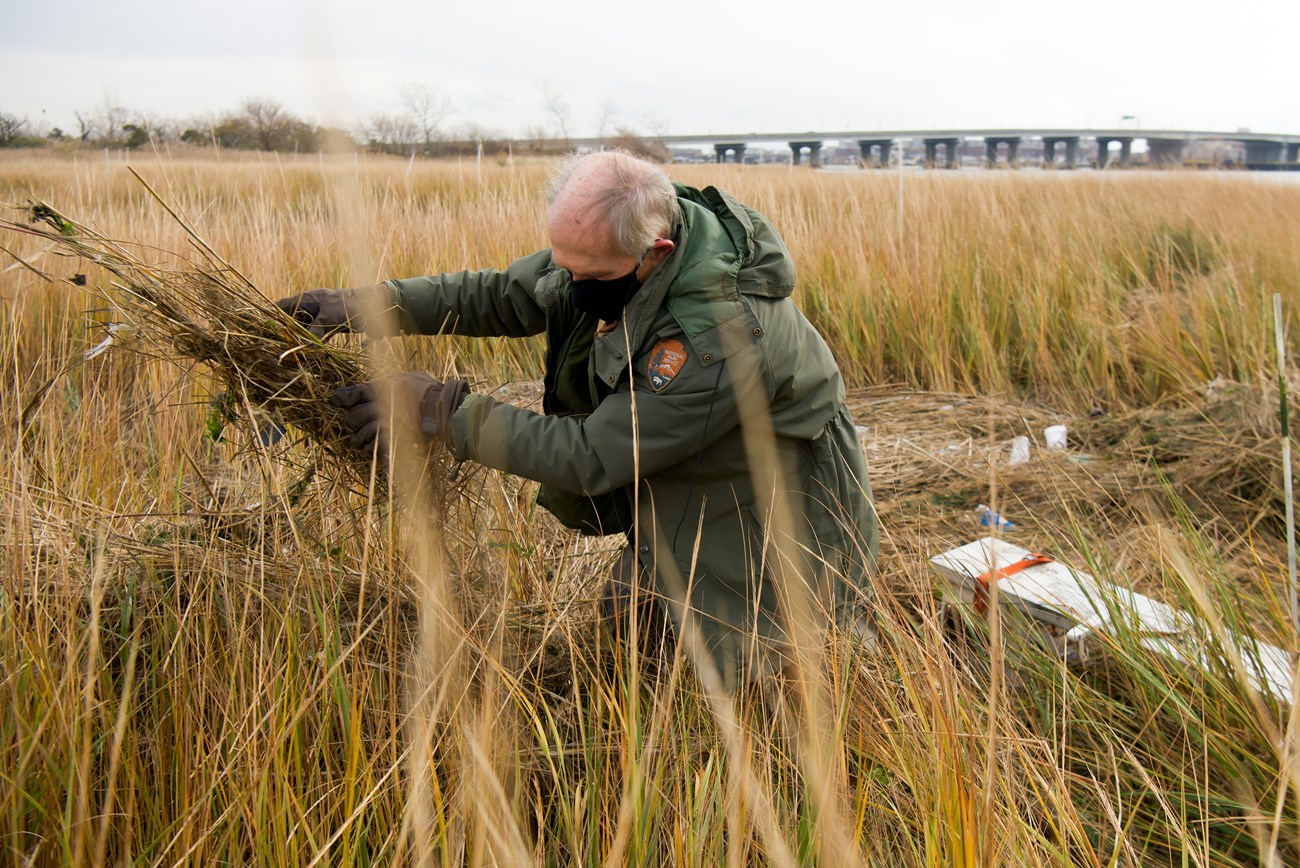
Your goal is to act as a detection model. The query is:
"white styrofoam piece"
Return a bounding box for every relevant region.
[932,537,1189,636]
[931,536,1296,705]
[1247,642,1296,704]
[1139,636,1294,704]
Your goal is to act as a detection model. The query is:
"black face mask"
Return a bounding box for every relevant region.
[569,266,642,322]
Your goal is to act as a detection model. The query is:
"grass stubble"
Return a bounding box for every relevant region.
[0,150,1299,864]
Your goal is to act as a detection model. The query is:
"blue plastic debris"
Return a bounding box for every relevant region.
[976,504,1016,529]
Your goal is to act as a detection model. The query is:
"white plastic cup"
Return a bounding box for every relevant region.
[1044,425,1068,449]
[1008,436,1030,465]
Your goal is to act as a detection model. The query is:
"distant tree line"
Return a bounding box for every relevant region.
[1,83,671,162]
[0,97,338,152]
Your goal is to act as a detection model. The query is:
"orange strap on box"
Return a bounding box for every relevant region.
[972,553,1054,615]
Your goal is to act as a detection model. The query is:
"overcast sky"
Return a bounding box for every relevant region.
[3,0,1296,140]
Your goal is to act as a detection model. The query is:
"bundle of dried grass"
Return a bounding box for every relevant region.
[2,172,391,488]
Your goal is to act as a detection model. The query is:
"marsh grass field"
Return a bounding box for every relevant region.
[3,149,1300,865]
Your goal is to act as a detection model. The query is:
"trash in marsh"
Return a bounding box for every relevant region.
[976,504,1015,529]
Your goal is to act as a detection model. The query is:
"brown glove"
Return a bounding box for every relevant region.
[328,373,469,455]
[274,283,394,338]
[418,378,470,450]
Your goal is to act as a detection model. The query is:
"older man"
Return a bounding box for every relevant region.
[278,150,876,688]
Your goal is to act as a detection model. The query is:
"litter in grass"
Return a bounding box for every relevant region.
[83,322,132,361]
[932,536,1295,704]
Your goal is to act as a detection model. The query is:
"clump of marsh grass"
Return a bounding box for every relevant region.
[1,175,392,489]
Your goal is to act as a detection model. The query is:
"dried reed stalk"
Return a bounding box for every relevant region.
[2,171,389,488]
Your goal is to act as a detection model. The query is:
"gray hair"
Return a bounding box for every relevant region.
[546,150,681,258]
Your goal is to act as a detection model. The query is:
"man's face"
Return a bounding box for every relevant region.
[548,212,638,282]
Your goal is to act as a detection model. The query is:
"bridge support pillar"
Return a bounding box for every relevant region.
[790,141,823,167]
[1245,141,1283,165]
[714,143,746,163]
[1146,138,1186,166]
[858,138,893,167]
[1042,137,1079,169]
[923,137,960,168]
[1096,137,1133,168]
[984,137,1021,167]
[1288,143,1300,163]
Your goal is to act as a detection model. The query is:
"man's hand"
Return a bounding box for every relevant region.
[274,284,392,338]
[329,373,469,456]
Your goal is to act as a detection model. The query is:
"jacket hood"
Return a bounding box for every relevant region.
[611,183,798,366]
[672,183,797,300]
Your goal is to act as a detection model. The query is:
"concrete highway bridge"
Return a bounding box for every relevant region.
[575,128,1300,169]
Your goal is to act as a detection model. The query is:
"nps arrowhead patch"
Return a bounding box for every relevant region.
[647,338,688,391]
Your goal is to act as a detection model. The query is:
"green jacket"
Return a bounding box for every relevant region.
[385,184,877,686]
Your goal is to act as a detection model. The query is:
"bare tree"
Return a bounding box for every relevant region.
[199,101,319,152]
[593,96,618,142]
[126,112,175,147]
[397,82,451,154]
[98,95,130,144]
[639,113,670,139]
[519,123,554,153]
[241,98,291,151]
[537,80,571,143]
[360,113,419,154]
[74,111,99,143]
[0,112,27,146]
[73,95,131,144]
